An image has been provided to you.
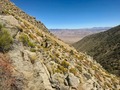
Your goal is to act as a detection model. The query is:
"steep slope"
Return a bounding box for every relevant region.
[0,0,120,90]
[73,25,120,76]
[0,0,48,32]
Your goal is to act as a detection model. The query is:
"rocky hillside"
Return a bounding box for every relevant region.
[73,26,120,76]
[0,0,120,90]
[0,0,48,32]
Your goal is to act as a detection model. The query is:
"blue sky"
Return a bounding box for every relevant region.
[11,0,120,29]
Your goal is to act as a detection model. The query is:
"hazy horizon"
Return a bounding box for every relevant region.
[49,26,112,30]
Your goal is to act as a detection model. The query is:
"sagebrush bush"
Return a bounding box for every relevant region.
[36,31,43,37]
[30,48,36,52]
[58,65,68,74]
[69,68,77,75]
[0,25,13,52]
[19,33,35,47]
[76,65,82,73]
[29,55,37,64]
[70,50,74,55]
[61,60,69,68]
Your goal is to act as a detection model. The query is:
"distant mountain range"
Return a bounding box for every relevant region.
[49,27,111,44]
[73,25,120,76]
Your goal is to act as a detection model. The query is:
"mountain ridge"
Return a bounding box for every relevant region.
[73,25,120,76]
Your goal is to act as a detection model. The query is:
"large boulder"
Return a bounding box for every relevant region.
[65,73,80,88]
[0,15,20,37]
[8,42,53,90]
[50,73,65,89]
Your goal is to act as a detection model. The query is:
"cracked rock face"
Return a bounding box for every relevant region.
[65,73,80,88]
[8,41,53,90]
[0,15,20,37]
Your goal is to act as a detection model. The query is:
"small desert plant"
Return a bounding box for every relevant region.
[70,50,74,55]
[19,33,35,47]
[55,53,59,57]
[0,25,13,52]
[2,10,9,15]
[54,68,62,74]
[29,54,37,64]
[61,60,69,68]
[69,68,77,75]
[36,31,43,37]
[58,65,68,74]
[29,33,35,39]
[77,55,84,60]
[0,23,3,29]
[76,65,82,73]
[30,48,36,52]
[54,58,60,64]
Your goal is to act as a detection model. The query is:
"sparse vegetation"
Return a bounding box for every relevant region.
[30,48,36,52]
[61,60,69,68]
[76,65,82,73]
[54,58,60,64]
[70,50,74,55]
[19,33,36,47]
[36,31,43,37]
[29,33,35,39]
[29,54,37,64]
[55,53,59,57]
[69,68,77,75]
[0,24,13,52]
[73,25,120,76]
[54,68,62,74]
[57,65,68,74]
[0,23,3,29]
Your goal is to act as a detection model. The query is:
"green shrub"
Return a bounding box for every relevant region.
[70,50,74,55]
[0,27,13,52]
[76,65,82,73]
[29,54,37,64]
[28,41,36,48]
[19,33,29,45]
[0,23,3,29]
[69,68,77,75]
[36,31,43,37]
[54,68,62,74]
[53,58,60,64]
[61,60,69,68]
[30,48,36,52]
[58,65,68,74]
[20,33,35,47]
[55,53,59,57]
[2,10,9,15]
